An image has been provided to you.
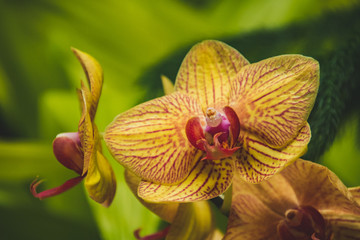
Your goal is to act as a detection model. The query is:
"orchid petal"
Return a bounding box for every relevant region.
[161,75,175,95]
[235,123,310,183]
[104,92,203,184]
[224,192,281,240]
[234,171,298,217]
[175,40,249,110]
[166,201,218,240]
[124,170,179,223]
[137,157,233,203]
[72,47,103,120]
[230,55,319,148]
[320,210,360,239]
[280,160,360,214]
[85,131,116,207]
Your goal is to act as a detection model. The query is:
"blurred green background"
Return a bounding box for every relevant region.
[0,0,359,239]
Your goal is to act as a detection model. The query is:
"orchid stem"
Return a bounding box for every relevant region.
[220,184,232,216]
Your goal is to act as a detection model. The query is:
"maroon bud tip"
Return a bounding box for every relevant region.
[53,132,84,175]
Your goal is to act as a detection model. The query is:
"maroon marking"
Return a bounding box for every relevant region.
[224,106,240,145]
[186,117,206,151]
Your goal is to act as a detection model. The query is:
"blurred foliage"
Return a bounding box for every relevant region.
[322,114,360,187]
[0,0,359,239]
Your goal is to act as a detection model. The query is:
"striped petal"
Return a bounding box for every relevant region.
[225,174,296,240]
[235,123,310,183]
[137,157,234,203]
[72,48,103,120]
[104,92,203,184]
[280,159,360,214]
[224,193,281,240]
[230,55,319,148]
[175,40,249,110]
[320,210,360,239]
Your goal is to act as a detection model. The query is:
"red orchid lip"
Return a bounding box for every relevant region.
[185,106,240,160]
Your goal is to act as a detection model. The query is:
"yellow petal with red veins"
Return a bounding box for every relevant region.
[137,156,233,203]
[104,92,203,184]
[166,201,220,240]
[124,169,179,223]
[72,47,103,120]
[175,40,249,110]
[230,55,319,148]
[85,149,116,207]
[235,123,310,183]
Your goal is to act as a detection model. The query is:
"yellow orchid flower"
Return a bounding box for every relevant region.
[31,48,116,207]
[224,159,360,240]
[104,40,319,203]
[125,170,223,240]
